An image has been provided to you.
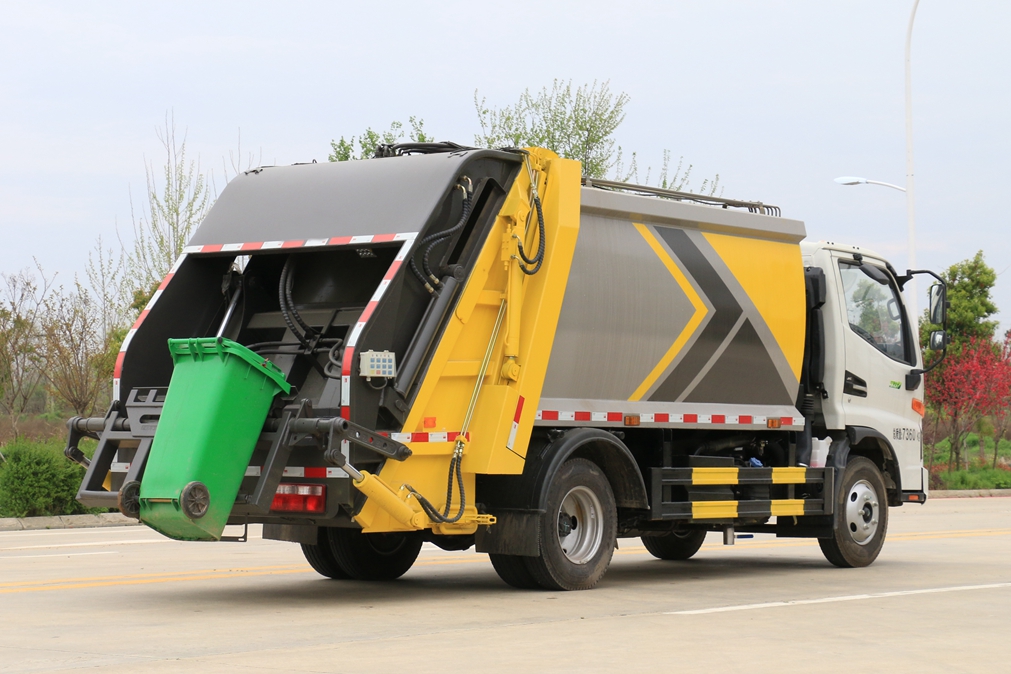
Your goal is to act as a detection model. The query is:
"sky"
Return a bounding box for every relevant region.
[1,1,1009,327]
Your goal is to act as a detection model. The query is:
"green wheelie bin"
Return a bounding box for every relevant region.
[138,337,291,541]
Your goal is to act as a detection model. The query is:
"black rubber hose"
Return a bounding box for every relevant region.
[422,191,472,282]
[409,183,470,291]
[277,260,309,347]
[517,195,546,275]
[282,257,316,340]
[410,453,466,524]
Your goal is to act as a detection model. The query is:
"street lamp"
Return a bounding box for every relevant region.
[835,1,921,321]
[834,176,906,192]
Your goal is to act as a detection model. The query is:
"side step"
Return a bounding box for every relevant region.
[650,466,835,520]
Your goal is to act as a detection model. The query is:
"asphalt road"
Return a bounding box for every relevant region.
[2,497,1009,674]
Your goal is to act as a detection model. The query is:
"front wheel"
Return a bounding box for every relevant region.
[525,458,617,591]
[819,456,888,568]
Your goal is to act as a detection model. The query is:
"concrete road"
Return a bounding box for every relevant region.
[1,497,1009,674]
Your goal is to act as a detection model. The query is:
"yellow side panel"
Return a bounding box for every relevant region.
[702,232,806,380]
[692,501,738,519]
[691,467,739,485]
[770,499,806,516]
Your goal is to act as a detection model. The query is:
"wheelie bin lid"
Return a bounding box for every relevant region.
[166,337,292,394]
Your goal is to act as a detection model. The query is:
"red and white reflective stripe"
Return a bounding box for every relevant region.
[341,235,416,419]
[244,466,347,478]
[112,255,187,399]
[388,431,470,443]
[506,395,525,450]
[181,232,417,255]
[535,410,801,428]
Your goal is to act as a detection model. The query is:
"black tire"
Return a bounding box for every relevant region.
[489,554,541,590]
[525,458,617,591]
[819,456,889,568]
[301,528,351,579]
[642,528,707,560]
[329,528,423,581]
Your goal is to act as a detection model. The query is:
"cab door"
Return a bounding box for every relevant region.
[833,254,923,491]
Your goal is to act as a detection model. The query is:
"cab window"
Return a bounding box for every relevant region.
[838,262,911,364]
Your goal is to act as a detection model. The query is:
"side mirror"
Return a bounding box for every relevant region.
[929,330,947,351]
[928,283,947,326]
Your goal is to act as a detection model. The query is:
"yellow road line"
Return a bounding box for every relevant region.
[4,528,1010,594]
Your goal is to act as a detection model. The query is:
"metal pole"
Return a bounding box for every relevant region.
[906,0,921,323]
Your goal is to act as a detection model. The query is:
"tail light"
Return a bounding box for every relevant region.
[271,483,326,513]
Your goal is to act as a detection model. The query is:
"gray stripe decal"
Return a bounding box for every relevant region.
[677,312,747,402]
[649,227,743,402]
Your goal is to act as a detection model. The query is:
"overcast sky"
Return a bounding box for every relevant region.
[2,1,1009,326]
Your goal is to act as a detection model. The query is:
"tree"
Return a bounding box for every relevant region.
[126,112,212,308]
[927,338,996,471]
[474,79,719,193]
[984,334,1011,469]
[921,250,998,355]
[329,117,433,162]
[0,263,53,443]
[39,282,105,416]
[474,80,629,180]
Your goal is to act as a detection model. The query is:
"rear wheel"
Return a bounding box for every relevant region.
[642,527,707,560]
[301,528,350,579]
[329,528,423,581]
[490,554,540,589]
[819,457,888,568]
[525,458,617,591]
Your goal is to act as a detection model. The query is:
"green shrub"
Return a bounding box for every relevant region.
[938,468,1011,491]
[0,437,95,518]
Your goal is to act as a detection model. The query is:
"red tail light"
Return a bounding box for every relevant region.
[271,483,326,513]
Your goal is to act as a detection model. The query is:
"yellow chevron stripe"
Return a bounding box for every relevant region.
[628,223,709,401]
[691,467,739,485]
[691,500,738,519]
[771,467,808,484]
[770,499,806,516]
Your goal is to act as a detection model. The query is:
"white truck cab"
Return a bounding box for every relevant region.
[802,241,940,497]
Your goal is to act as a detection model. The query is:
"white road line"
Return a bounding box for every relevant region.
[0,540,170,551]
[0,551,117,560]
[666,581,1011,615]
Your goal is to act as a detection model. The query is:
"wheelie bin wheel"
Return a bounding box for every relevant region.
[118,480,141,520]
[641,527,707,560]
[329,528,423,581]
[819,456,889,568]
[180,481,210,520]
[525,458,617,591]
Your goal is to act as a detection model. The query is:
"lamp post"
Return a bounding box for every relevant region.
[835,1,921,321]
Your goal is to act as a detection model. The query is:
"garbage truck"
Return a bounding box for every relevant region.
[64,143,948,590]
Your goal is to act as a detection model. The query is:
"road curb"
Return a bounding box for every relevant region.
[0,512,140,531]
[930,489,1011,499]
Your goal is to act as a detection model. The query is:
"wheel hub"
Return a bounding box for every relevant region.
[845,479,880,545]
[556,486,603,564]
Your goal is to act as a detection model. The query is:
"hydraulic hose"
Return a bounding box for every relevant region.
[409,180,472,293]
[277,258,310,347]
[281,257,316,341]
